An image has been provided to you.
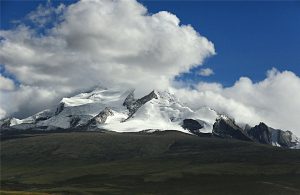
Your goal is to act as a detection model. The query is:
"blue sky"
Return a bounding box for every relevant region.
[141,1,300,86]
[1,0,300,87]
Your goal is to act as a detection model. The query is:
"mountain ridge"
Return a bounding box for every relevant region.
[1,87,299,149]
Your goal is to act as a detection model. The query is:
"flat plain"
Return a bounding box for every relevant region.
[1,131,300,195]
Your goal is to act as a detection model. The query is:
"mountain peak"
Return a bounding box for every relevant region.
[1,87,299,149]
[213,117,253,141]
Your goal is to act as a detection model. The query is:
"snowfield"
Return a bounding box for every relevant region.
[34,87,219,133]
[1,87,299,149]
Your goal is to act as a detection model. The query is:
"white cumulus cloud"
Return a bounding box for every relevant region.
[174,68,300,136]
[0,0,215,118]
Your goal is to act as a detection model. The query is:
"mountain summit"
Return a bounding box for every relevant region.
[1,87,299,149]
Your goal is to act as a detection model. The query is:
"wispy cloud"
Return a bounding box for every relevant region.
[0,74,15,91]
[198,68,214,76]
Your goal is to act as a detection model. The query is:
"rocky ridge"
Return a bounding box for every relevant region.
[1,87,299,149]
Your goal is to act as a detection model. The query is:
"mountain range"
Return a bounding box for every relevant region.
[1,87,299,149]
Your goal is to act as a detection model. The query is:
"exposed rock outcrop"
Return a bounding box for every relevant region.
[277,130,299,148]
[70,116,81,128]
[182,119,204,131]
[213,117,253,141]
[247,122,299,148]
[94,107,114,124]
[181,119,211,136]
[123,90,158,120]
[247,122,271,144]
[55,102,65,115]
[81,107,114,129]
[0,118,13,129]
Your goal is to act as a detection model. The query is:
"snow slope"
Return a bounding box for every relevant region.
[103,90,218,133]
[1,87,299,149]
[37,88,133,129]
[2,87,218,133]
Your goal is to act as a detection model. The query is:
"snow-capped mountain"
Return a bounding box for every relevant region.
[1,87,299,149]
[0,87,218,133]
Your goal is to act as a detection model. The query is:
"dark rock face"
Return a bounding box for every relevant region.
[0,118,12,129]
[182,119,204,131]
[136,91,158,107]
[213,118,253,141]
[123,90,135,112]
[247,122,299,148]
[35,116,50,122]
[94,107,114,124]
[70,116,81,128]
[278,130,298,148]
[123,90,158,120]
[182,119,212,137]
[244,124,252,132]
[182,119,204,135]
[34,110,53,123]
[55,102,65,115]
[82,107,114,129]
[248,123,271,144]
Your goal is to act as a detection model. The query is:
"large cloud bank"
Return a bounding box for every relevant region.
[0,0,214,118]
[174,68,300,135]
[0,0,300,136]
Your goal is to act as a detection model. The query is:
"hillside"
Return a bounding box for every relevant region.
[1,131,300,194]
